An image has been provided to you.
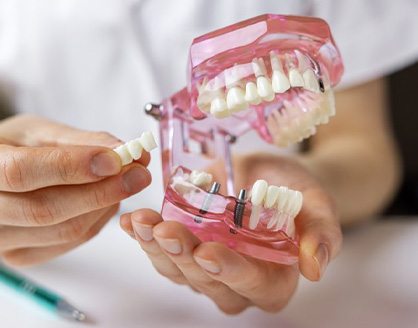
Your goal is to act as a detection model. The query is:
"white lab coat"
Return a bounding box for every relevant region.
[0,0,417,211]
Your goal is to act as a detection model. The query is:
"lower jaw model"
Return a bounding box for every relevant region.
[116,14,343,265]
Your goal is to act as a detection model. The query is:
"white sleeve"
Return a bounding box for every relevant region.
[313,0,418,88]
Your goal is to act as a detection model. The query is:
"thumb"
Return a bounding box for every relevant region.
[297,188,343,281]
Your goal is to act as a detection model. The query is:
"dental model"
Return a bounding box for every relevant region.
[143,14,343,265]
[113,131,157,165]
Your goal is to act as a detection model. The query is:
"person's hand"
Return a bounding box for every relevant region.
[0,114,151,266]
[120,153,342,314]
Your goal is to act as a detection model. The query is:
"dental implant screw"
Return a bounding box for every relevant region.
[233,189,247,228]
[144,103,163,121]
[199,182,221,215]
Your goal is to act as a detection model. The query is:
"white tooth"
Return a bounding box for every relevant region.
[264,185,280,208]
[189,170,213,187]
[244,81,261,105]
[303,69,320,93]
[249,205,262,230]
[267,213,278,229]
[114,145,133,166]
[286,218,296,238]
[289,69,305,87]
[126,139,143,160]
[291,191,303,217]
[272,70,291,93]
[327,90,336,117]
[210,96,229,118]
[251,179,268,206]
[276,186,289,213]
[285,190,298,215]
[257,76,275,101]
[139,131,158,152]
[226,86,248,112]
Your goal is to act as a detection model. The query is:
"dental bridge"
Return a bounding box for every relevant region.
[145,14,343,265]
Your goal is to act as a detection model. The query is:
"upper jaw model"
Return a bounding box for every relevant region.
[144,14,343,265]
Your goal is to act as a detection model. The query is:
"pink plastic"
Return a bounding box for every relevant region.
[150,14,344,265]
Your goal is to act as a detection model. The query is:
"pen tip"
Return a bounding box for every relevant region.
[72,310,86,322]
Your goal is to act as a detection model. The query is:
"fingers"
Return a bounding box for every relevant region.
[152,221,250,314]
[2,204,117,267]
[122,209,187,285]
[0,145,123,192]
[193,243,298,313]
[297,188,343,281]
[0,205,119,251]
[0,164,151,226]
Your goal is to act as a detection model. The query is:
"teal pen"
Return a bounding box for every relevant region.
[0,263,86,322]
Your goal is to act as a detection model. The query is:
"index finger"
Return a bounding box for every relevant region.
[0,145,124,192]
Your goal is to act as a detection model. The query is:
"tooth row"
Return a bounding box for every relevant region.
[267,89,336,147]
[113,131,157,166]
[248,179,303,236]
[197,51,323,117]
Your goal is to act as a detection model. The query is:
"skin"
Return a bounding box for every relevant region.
[0,114,152,266]
[120,77,401,314]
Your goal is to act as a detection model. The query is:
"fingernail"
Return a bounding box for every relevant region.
[194,257,221,274]
[132,222,153,241]
[155,237,182,254]
[91,152,121,177]
[122,167,150,193]
[313,243,329,279]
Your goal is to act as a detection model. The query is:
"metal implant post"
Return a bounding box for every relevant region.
[233,189,247,228]
[199,182,221,215]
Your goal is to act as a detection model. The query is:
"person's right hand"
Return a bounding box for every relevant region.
[0,114,152,266]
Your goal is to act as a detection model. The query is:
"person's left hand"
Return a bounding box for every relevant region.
[120,154,342,314]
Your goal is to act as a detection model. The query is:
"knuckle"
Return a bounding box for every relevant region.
[1,150,26,191]
[89,187,109,209]
[191,278,223,293]
[49,149,79,183]
[22,193,59,226]
[260,300,288,313]
[58,219,87,243]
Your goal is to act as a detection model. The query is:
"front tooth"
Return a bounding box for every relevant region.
[249,205,262,230]
[257,76,275,101]
[289,69,305,87]
[126,139,143,160]
[264,185,280,208]
[189,170,213,187]
[272,70,290,93]
[244,82,261,105]
[114,145,133,166]
[210,96,229,118]
[303,69,320,93]
[276,187,289,212]
[251,179,268,206]
[139,131,158,152]
[291,191,303,217]
[226,86,248,112]
[327,90,336,117]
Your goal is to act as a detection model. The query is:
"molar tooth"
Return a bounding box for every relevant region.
[244,81,262,105]
[189,170,213,188]
[303,69,320,93]
[226,86,248,112]
[114,144,133,166]
[210,96,229,118]
[139,131,158,152]
[289,69,305,87]
[264,185,280,208]
[126,139,143,160]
